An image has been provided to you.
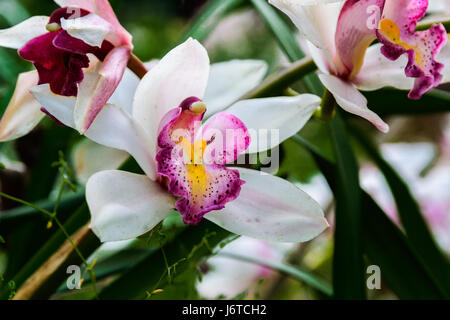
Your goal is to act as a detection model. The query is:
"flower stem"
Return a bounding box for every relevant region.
[315,89,336,122]
[127,53,148,79]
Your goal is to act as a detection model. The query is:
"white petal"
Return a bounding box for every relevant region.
[0,71,44,142]
[0,16,49,49]
[427,0,450,13]
[318,72,389,133]
[354,44,413,91]
[226,94,320,153]
[72,139,129,183]
[60,13,118,47]
[204,60,268,117]
[30,85,76,126]
[132,38,210,157]
[30,85,157,179]
[107,68,140,115]
[86,170,175,242]
[206,168,328,242]
[269,0,342,57]
[438,41,450,85]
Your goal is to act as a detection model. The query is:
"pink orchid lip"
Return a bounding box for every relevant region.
[375,1,447,99]
[17,7,116,98]
[155,97,250,225]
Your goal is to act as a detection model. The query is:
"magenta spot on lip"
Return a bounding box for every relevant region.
[18,7,114,97]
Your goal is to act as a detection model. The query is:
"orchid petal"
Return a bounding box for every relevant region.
[437,41,450,84]
[201,112,251,164]
[60,13,116,47]
[225,95,320,154]
[334,0,385,78]
[87,170,175,242]
[132,38,210,158]
[0,16,49,49]
[107,68,140,115]
[354,43,414,91]
[428,0,450,12]
[0,71,44,142]
[269,0,342,69]
[318,72,389,133]
[74,46,131,133]
[377,0,447,98]
[73,139,129,183]
[206,168,328,242]
[204,60,268,117]
[30,84,157,179]
[54,0,132,46]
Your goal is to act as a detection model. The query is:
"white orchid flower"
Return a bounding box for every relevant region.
[269,0,450,133]
[31,38,329,243]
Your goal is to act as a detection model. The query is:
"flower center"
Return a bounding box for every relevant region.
[379,19,424,68]
[156,97,249,225]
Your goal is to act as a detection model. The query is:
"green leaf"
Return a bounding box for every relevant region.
[250,0,322,95]
[362,193,444,299]
[328,112,365,299]
[0,204,91,299]
[249,0,304,62]
[0,235,5,244]
[293,135,446,299]
[364,89,450,116]
[351,126,450,298]
[181,0,245,42]
[218,252,333,296]
[99,221,231,299]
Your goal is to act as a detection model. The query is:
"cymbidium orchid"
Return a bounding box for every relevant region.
[0,0,133,138]
[31,38,329,243]
[269,0,450,133]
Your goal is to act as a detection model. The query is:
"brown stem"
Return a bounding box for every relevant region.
[127,53,148,79]
[13,225,100,300]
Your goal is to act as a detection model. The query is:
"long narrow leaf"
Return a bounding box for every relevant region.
[328,113,366,299]
[351,126,450,298]
[293,134,445,299]
[219,252,333,296]
[364,89,450,116]
[181,0,245,42]
[250,0,322,95]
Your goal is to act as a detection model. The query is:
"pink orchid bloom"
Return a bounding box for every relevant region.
[30,38,328,242]
[269,0,449,133]
[0,0,132,136]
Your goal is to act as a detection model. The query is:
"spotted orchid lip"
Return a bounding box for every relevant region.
[156,97,250,225]
[375,0,448,99]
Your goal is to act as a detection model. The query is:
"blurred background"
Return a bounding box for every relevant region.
[0,0,449,300]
